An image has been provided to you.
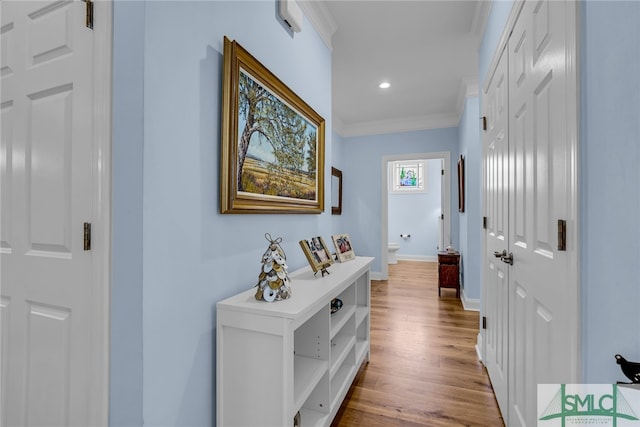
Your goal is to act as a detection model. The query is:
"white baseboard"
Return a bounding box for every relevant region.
[461,290,480,311]
[370,272,383,281]
[476,332,483,363]
[396,255,437,262]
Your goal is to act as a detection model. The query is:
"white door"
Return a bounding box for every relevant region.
[1,1,109,425]
[482,0,578,425]
[482,46,510,417]
[506,1,578,425]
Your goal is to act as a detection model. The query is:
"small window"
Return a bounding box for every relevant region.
[389,160,427,193]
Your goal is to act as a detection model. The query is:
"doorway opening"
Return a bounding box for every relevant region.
[380,152,451,280]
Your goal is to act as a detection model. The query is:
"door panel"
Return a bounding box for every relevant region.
[26,303,72,426]
[510,283,528,427]
[29,85,74,254]
[482,46,509,417]
[1,102,13,251]
[507,1,577,425]
[0,1,103,425]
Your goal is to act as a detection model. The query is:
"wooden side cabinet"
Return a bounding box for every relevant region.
[438,251,460,297]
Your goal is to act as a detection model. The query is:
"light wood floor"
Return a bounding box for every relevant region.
[331,261,504,427]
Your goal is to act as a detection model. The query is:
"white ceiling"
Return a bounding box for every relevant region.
[300,0,490,137]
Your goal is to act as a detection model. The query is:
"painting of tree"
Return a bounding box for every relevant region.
[220,37,325,214]
[237,70,318,200]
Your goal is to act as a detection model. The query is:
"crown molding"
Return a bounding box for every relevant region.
[298,0,337,51]
[471,0,492,47]
[336,114,459,138]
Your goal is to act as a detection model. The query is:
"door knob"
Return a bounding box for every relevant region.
[500,252,514,265]
[493,250,506,258]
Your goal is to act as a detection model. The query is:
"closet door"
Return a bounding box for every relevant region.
[482,47,510,417]
[482,0,578,425]
[507,0,578,425]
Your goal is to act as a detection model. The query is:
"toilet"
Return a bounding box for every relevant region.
[388,242,400,264]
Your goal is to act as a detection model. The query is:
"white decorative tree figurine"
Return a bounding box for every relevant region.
[255,233,291,302]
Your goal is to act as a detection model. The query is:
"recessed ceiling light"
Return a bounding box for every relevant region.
[379,82,390,89]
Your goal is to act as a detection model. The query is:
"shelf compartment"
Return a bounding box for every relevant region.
[298,370,329,423]
[330,347,356,409]
[330,305,355,339]
[295,306,330,360]
[294,356,328,412]
[355,306,368,327]
[355,315,369,365]
[355,338,369,365]
[298,407,328,427]
[330,333,356,379]
[355,273,369,307]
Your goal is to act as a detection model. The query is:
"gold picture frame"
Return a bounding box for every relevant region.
[299,236,333,275]
[220,36,326,214]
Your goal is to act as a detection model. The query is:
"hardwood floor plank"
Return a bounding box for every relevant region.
[331,261,504,427]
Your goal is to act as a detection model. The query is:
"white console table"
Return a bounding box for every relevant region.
[216,256,373,427]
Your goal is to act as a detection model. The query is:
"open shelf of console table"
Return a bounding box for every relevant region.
[216,256,373,427]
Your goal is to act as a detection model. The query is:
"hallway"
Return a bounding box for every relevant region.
[332,261,504,426]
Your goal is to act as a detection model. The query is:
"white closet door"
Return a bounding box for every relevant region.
[482,1,578,425]
[482,46,510,418]
[506,0,578,425]
[1,1,108,425]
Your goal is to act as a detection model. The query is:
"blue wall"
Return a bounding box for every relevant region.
[341,128,459,274]
[580,0,640,383]
[112,1,332,425]
[111,2,144,425]
[458,96,481,300]
[388,158,442,259]
[332,131,346,235]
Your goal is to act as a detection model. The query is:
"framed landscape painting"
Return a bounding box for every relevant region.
[220,37,326,214]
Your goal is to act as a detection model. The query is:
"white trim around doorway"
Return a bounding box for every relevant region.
[380,151,451,280]
[90,1,112,424]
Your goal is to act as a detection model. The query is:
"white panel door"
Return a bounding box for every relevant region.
[482,46,509,417]
[507,1,578,425]
[1,1,107,425]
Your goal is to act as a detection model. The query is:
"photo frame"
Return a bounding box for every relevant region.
[220,37,326,214]
[299,236,333,276]
[332,234,355,263]
[458,155,465,213]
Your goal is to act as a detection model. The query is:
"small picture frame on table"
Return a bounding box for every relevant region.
[299,236,333,276]
[332,234,355,263]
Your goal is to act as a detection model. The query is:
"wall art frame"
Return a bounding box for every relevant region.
[458,155,465,212]
[220,37,326,214]
[331,167,342,215]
